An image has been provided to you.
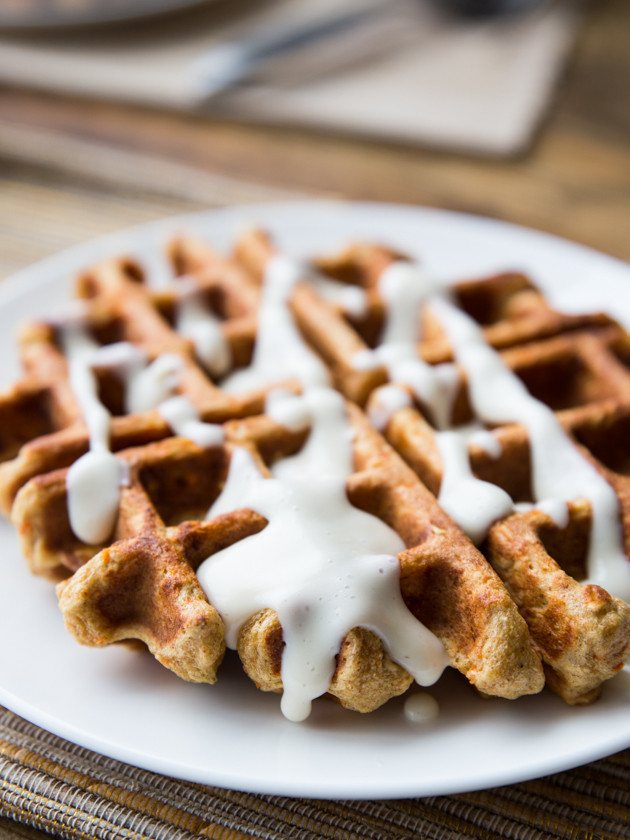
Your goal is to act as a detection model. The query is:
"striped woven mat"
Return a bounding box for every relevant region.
[1,706,629,840]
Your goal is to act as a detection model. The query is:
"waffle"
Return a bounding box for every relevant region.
[1,238,268,568]
[2,223,629,720]
[308,238,630,705]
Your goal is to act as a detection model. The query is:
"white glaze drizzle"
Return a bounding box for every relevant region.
[514,499,570,529]
[436,430,513,546]
[265,387,312,432]
[352,258,629,600]
[269,387,354,480]
[61,326,130,544]
[195,253,448,720]
[367,385,413,432]
[467,426,503,460]
[377,261,440,345]
[258,256,368,318]
[158,395,225,448]
[124,352,182,415]
[307,271,368,318]
[59,237,630,723]
[430,295,630,601]
[353,262,460,430]
[355,345,460,431]
[221,254,330,393]
[136,248,175,290]
[403,692,440,724]
[61,326,211,543]
[197,441,447,722]
[175,280,231,378]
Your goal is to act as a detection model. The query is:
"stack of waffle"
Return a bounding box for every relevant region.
[1,226,629,720]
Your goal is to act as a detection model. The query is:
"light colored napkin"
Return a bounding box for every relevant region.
[0,0,581,156]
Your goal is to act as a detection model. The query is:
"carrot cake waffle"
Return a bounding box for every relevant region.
[1,224,629,721]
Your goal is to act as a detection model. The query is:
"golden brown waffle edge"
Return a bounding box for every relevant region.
[2,225,630,717]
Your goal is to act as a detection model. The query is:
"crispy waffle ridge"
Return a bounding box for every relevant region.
[2,226,630,720]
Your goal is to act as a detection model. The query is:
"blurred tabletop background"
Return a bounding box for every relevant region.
[1,0,629,281]
[0,0,629,838]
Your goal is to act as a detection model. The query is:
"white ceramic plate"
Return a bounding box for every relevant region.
[1,201,630,800]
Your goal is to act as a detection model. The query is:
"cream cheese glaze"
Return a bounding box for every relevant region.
[403,691,440,724]
[269,387,354,479]
[197,395,448,722]
[359,260,630,602]
[174,279,231,379]
[61,326,220,544]
[307,270,369,318]
[221,254,330,394]
[436,430,513,546]
[355,261,460,430]
[366,384,413,433]
[158,395,224,448]
[431,295,630,600]
[60,240,630,722]
[195,255,449,720]
[61,325,131,545]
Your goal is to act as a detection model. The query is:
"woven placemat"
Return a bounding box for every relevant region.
[1,706,629,840]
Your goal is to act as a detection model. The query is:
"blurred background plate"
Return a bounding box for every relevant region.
[0,0,221,30]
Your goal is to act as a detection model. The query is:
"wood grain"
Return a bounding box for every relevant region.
[1,0,629,264]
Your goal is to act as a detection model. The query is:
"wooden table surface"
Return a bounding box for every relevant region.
[0,0,629,837]
[1,0,629,276]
